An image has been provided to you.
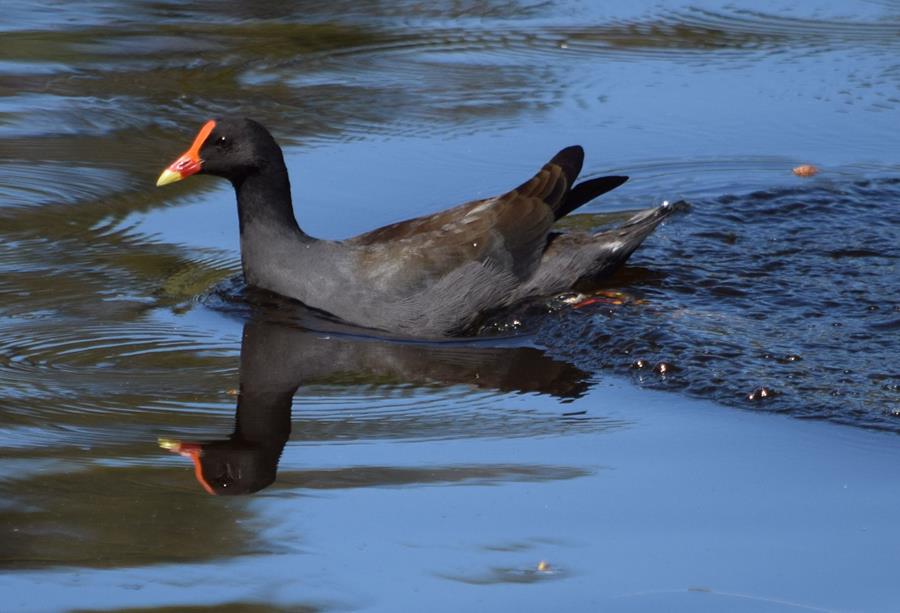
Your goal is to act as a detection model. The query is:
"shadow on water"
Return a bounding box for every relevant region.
[0,293,615,567]
[160,315,597,496]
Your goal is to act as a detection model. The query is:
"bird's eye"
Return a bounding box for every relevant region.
[216,135,229,147]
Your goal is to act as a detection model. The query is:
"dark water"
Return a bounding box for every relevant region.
[510,179,899,429]
[2,0,900,610]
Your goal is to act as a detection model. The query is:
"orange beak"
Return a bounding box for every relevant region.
[156,120,217,187]
[158,437,217,495]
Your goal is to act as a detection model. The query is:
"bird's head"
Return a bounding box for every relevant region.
[156,117,282,186]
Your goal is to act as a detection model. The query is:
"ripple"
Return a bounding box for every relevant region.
[0,162,127,209]
[550,7,900,59]
[1,0,898,451]
[0,317,238,424]
[0,93,162,138]
[529,177,900,431]
[3,2,898,147]
[292,386,618,443]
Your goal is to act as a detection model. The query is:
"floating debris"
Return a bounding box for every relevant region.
[792,164,818,177]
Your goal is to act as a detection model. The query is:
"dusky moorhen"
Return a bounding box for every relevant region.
[157,118,677,336]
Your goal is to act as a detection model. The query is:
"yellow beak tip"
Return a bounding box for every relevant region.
[156,169,183,187]
[158,437,180,451]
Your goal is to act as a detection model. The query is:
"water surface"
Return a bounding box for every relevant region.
[1,0,899,610]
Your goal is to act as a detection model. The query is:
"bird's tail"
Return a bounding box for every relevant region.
[556,175,630,220]
[577,200,689,285]
[614,198,686,231]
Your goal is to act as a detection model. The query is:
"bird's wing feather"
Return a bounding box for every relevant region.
[347,150,583,295]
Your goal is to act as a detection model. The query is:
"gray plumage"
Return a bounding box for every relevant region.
[176,118,678,337]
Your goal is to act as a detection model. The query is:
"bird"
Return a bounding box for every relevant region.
[157,118,678,337]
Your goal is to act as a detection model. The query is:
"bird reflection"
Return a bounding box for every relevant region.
[162,317,593,495]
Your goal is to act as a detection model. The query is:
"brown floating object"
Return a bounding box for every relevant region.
[792,164,818,177]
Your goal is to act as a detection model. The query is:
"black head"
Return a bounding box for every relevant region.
[199,118,284,181]
[157,117,285,187]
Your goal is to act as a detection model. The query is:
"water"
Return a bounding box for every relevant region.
[529,179,900,429]
[1,0,899,610]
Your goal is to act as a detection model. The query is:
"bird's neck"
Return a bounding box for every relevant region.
[232,164,311,241]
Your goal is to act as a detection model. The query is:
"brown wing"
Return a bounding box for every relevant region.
[347,147,585,295]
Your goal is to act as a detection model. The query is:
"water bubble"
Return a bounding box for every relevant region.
[654,361,675,375]
[747,387,776,401]
[767,353,803,364]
